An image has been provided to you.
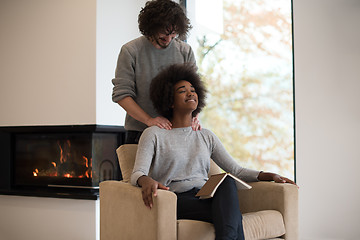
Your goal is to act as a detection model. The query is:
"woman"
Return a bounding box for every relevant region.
[131,63,296,240]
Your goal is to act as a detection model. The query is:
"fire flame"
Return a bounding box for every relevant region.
[32,140,92,179]
[58,140,71,164]
[83,156,89,168]
[33,169,39,177]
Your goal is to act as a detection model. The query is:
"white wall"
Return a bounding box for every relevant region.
[293,0,360,239]
[0,195,99,240]
[0,0,97,126]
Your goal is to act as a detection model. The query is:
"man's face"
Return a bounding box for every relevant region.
[151,30,177,49]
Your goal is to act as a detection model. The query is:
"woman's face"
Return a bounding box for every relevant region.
[172,80,198,113]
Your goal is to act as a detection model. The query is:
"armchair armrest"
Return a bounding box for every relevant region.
[100,181,177,240]
[238,182,298,240]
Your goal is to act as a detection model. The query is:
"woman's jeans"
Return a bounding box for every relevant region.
[176,177,245,240]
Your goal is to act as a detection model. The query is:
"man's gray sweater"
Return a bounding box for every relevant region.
[131,126,260,193]
[112,36,196,131]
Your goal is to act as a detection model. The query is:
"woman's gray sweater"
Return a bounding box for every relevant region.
[131,126,260,193]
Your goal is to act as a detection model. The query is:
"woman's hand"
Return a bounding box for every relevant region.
[137,175,169,209]
[272,174,296,185]
[258,171,298,187]
[146,116,172,130]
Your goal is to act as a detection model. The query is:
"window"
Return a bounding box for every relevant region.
[185,0,294,179]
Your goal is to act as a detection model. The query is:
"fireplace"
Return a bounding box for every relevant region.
[0,125,125,199]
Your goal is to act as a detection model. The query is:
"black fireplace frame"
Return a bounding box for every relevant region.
[0,125,125,200]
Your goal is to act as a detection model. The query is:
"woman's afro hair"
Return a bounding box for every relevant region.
[150,63,207,119]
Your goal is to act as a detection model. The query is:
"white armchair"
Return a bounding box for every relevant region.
[100,144,298,240]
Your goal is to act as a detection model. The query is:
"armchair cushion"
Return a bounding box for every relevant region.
[242,210,285,239]
[177,210,284,240]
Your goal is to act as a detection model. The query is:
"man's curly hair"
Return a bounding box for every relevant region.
[138,0,192,39]
[150,63,207,120]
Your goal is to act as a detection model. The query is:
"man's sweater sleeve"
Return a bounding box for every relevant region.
[111,45,137,103]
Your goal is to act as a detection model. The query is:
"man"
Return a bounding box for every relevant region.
[112,0,197,144]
